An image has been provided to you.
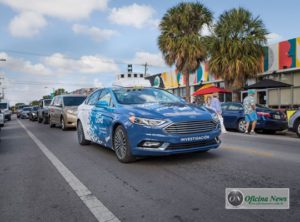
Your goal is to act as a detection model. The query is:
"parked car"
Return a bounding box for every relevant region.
[0,101,12,121]
[17,105,29,118]
[37,99,52,124]
[288,109,300,137]
[0,111,4,127]
[20,107,32,119]
[77,87,221,163]
[49,95,86,130]
[28,106,39,121]
[221,102,287,133]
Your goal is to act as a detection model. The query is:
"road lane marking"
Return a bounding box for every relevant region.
[222,145,274,158]
[18,119,120,222]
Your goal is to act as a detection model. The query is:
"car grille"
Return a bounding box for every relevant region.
[167,139,218,150]
[164,120,217,134]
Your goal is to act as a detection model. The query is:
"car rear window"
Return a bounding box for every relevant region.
[63,97,86,106]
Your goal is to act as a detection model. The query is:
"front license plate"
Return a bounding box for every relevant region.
[274,115,281,119]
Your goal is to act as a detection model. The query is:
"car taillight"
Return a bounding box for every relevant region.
[257,112,271,118]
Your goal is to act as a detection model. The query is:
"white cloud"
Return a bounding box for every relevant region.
[0,0,108,20]
[0,52,51,75]
[9,11,47,37]
[44,53,120,74]
[1,0,109,37]
[266,33,283,44]
[93,78,103,87]
[72,24,118,41]
[108,3,156,28]
[128,51,165,67]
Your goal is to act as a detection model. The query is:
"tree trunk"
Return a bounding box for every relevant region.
[185,73,190,103]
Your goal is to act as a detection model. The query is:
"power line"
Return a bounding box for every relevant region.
[0,49,167,68]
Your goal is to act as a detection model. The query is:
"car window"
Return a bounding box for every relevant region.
[56,97,62,106]
[63,96,86,106]
[87,90,102,105]
[51,97,57,106]
[99,90,112,107]
[228,103,243,111]
[221,103,228,110]
[44,99,52,106]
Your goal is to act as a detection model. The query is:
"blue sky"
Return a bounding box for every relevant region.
[0,0,299,104]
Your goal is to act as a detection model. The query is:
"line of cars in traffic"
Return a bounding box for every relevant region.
[16,87,300,162]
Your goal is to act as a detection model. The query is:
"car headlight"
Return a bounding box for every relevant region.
[212,113,219,123]
[129,116,166,126]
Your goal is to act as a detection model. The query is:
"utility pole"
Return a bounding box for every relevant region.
[0,58,6,100]
[0,75,5,100]
[143,62,148,77]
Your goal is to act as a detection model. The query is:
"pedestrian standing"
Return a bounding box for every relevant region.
[211,93,227,134]
[205,95,213,109]
[243,89,257,134]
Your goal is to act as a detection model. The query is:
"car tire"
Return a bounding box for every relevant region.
[77,120,90,145]
[7,116,11,121]
[113,125,136,163]
[38,117,43,123]
[295,120,300,138]
[237,118,246,133]
[61,117,67,131]
[49,116,55,128]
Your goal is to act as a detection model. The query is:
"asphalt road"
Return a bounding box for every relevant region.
[0,116,300,222]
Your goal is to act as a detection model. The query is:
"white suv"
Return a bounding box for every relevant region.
[0,102,11,121]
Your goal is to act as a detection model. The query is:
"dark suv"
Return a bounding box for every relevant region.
[37,99,52,124]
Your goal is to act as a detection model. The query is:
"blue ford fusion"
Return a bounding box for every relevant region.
[77,87,221,162]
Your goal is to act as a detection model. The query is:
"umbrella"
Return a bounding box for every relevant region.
[192,86,231,96]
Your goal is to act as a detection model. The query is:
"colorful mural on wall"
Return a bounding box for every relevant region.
[149,37,300,89]
[263,37,300,72]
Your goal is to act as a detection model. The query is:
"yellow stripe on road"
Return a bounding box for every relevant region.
[222,145,274,158]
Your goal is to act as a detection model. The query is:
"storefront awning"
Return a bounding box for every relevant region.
[245,79,292,89]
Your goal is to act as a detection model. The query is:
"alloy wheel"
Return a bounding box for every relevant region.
[114,129,127,160]
[238,119,246,132]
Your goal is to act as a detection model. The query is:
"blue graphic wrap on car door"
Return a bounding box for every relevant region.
[89,90,114,147]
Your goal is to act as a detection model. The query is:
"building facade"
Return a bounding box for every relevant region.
[146,37,300,107]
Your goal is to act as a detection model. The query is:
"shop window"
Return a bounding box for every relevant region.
[293,88,300,105]
[280,88,292,105]
[293,72,300,87]
[268,89,278,106]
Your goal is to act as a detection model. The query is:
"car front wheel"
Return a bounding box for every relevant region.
[237,118,246,133]
[61,117,67,131]
[77,120,90,145]
[113,125,135,163]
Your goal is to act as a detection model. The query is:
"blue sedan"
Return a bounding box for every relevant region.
[77,87,221,163]
[221,102,287,133]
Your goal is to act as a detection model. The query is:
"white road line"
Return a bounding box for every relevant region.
[18,120,120,222]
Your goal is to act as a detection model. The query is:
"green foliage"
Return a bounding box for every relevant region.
[43,95,51,99]
[54,88,67,96]
[158,2,212,101]
[205,8,268,89]
[30,100,39,106]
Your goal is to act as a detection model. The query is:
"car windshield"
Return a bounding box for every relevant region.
[0,103,8,109]
[23,107,31,111]
[44,99,52,106]
[63,96,86,106]
[113,87,182,105]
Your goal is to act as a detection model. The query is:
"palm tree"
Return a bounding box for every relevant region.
[206,8,268,92]
[158,2,212,102]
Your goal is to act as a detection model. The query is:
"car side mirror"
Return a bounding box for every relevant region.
[96,100,109,108]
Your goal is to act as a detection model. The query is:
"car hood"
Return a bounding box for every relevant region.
[120,103,213,122]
